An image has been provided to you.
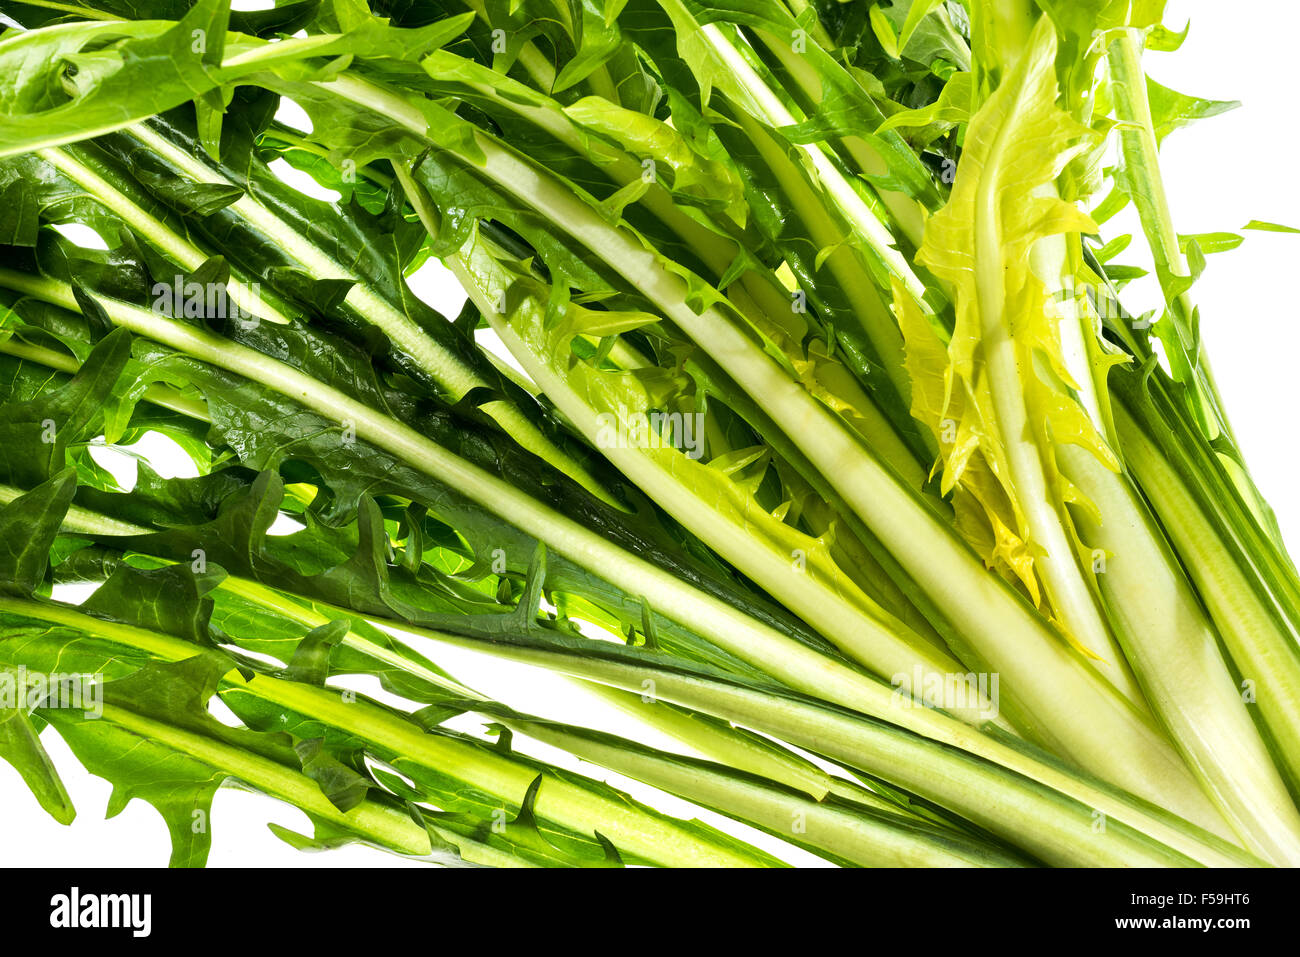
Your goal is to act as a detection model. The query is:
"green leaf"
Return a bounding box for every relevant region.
[868,4,900,59]
[1243,220,1300,234]
[282,619,350,686]
[1177,232,1243,254]
[36,655,273,867]
[294,736,371,812]
[0,327,130,487]
[897,0,948,58]
[0,685,76,826]
[1145,76,1239,146]
[80,561,226,645]
[876,71,973,134]
[0,0,339,158]
[0,471,77,596]
[0,169,41,246]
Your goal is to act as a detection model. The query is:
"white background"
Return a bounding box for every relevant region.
[3,0,1299,867]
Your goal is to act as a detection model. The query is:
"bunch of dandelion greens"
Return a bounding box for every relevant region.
[0,0,1296,867]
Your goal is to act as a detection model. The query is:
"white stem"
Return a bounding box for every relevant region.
[698,24,930,305]
[126,123,613,503]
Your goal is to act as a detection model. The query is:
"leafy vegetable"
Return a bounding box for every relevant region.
[0,0,1298,869]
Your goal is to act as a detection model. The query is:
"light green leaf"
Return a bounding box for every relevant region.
[897,0,948,58]
[869,4,901,59]
[1146,76,1239,145]
[1243,220,1300,234]
[1178,232,1243,254]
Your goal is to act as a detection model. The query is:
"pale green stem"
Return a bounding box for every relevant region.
[0,336,210,421]
[0,266,953,741]
[1112,401,1300,801]
[1060,444,1300,866]
[39,146,296,327]
[0,594,771,867]
[401,622,1252,865]
[438,218,992,723]
[308,72,1223,826]
[696,23,927,304]
[507,718,1025,867]
[123,123,617,506]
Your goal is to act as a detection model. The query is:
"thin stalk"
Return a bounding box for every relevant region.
[38,145,296,327]
[0,594,777,867]
[1059,444,1300,865]
[396,621,1254,866]
[506,718,1031,867]
[1095,264,1300,653]
[731,108,921,447]
[309,70,1224,824]
[399,169,992,722]
[215,576,481,701]
[696,22,927,304]
[98,703,432,854]
[1107,29,1290,575]
[0,266,966,739]
[751,27,930,250]
[227,675,773,867]
[1112,400,1300,797]
[1105,30,1257,486]
[122,122,616,506]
